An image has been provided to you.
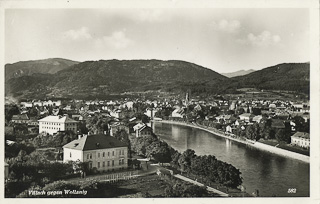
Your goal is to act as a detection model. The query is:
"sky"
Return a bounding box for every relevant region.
[5,8,310,73]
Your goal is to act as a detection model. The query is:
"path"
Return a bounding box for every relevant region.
[173,174,229,197]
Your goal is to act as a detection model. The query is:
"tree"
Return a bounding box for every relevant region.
[178,149,196,172]
[86,114,110,134]
[252,108,261,115]
[245,123,261,141]
[5,105,20,122]
[275,129,291,143]
[293,116,309,133]
[146,141,172,164]
[114,129,131,157]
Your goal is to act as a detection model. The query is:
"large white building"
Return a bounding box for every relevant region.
[38,115,79,135]
[291,132,310,149]
[63,134,128,172]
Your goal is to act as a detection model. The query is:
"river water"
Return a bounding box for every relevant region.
[153,122,309,197]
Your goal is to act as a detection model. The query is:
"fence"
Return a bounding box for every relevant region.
[85,170,140,183]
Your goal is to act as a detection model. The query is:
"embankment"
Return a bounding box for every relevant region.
[154,120,309,163]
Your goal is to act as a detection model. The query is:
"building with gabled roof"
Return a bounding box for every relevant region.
[63,134,128,172]
[133,123,153,138]
[38,115,78,135]
[11,114,29,124]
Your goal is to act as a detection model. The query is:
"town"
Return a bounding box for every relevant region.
[4,92,310,197]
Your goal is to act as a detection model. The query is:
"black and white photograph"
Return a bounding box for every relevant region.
[1,0,319,201]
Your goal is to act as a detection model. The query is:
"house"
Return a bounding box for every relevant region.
[63,134,128,172]
[252,115,263,123]
[226,125,232,133]
[28,117,39,126]
[133,123,153,138]
[20,101,33,108]
[33,101,43,107]
[72,115,84,121]
[110,109,122,119]
[291,132,310,149]
[11,114,29,124]
[239,113,253,123]
[171,108,185,118]
[38,115,79,135]
[144,108,157,119]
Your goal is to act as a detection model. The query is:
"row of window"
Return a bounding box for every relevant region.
[97,159,125,168]
[42,126,61,130]
[42,122,61,126]
[87,149,125,160]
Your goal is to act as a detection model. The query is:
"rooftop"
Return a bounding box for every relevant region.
[63,134,127,151]
[38,115,78,123]
[291,132,310,139]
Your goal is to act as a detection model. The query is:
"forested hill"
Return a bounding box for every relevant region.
[5,58,79,81]
[229,63,310,93]
[5,59,228,99]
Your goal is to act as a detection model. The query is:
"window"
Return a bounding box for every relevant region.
[87,154,89,159]
[112,151,114,156]
[103,162,105,167]
[122,150,124,155]
[103,152,105,157]
[98,162,100,168]
[107,161,110,166]
[119,160,121,165]
[112,160,114,166]
[108,152,110,157]
[90,153,92,159]
[98,153,100,158]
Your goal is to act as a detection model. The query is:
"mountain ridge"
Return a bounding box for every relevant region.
[5,59,310,99]
[5,58,79,81]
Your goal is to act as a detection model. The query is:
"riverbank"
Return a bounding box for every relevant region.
[154,120,309,163]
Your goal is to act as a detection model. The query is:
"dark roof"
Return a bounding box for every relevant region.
[271,119,285,129]
[12,114,29,120]
[63,134,127,151]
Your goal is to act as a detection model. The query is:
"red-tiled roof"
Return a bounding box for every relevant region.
[63,134,127,151]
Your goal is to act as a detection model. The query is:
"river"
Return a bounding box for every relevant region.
[153,122,309,197]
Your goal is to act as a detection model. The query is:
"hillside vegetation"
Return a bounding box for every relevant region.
[5,59,309,99]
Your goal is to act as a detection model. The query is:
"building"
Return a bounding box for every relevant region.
[171,108,185,118]
[27,117,39,126]
[291,132,310,149]
[239,113,253,123]
[252,115,263,123]
[38,115,79,135]
[63,134,128,172]
[133,123,153,138]
[11,114,29,124]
